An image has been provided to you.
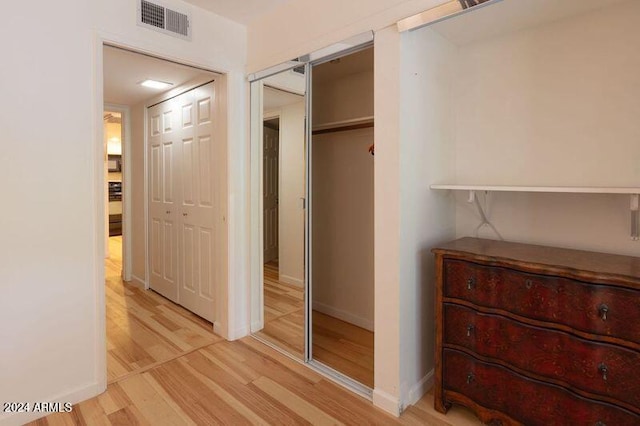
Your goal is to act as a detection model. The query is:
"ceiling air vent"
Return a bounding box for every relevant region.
[138,0,191,40]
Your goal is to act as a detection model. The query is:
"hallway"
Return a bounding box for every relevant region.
[104,237,221,383]
[28,238,478,425]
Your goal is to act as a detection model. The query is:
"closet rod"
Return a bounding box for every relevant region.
[312,120,374,135]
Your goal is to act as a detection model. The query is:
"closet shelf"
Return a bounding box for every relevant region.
[430,184,640,194]
[312,116,374,134]
[431,184,640,240]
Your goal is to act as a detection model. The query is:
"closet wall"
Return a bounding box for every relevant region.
[411,0,640,256]
[277,101,306,286]
[312,49,375,330]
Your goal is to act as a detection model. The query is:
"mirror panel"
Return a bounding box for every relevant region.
[250,69,307,360]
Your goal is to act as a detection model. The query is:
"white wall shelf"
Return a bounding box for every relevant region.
[430,184,640,194]
[431,184,640,240]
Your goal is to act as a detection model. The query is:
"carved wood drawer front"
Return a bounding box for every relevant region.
[444,303,640,412]
[443,259,640,342]
[443,349,640,426]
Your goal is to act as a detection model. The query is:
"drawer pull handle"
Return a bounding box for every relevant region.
[466,372,475,384]
[466,278,475,290]
[595,422,606,426]
[598,303,609,321]
[466,324,475,337]
[598,363,608,381]
[525,279,532,289]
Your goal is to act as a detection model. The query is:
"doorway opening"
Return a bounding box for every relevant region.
[102,44,222,384]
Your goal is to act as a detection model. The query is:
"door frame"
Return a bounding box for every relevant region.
[104,103,132,282]
[248,32,375,395]
[95,37,229,390]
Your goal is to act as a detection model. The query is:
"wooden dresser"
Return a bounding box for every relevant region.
[432,238,640,426]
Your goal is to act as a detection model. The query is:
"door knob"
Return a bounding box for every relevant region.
[183,213,188,216]
[165,210,170,214]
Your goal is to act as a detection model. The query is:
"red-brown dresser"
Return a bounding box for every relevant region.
[432,237,640,426]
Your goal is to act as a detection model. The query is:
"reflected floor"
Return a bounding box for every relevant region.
[255,261,374,388]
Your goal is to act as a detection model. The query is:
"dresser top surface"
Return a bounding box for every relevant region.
[433,238,640,281]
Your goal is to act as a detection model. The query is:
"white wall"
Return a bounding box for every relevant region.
[131,102,146,284]
[445,2,640,256]
[0,0,246,424]
[277,101,306,286]
[398,26,456,409]
[451,2,640,187]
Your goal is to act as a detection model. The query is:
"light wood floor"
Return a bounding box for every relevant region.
[30,239,481,425]
[105,237,222,383]
[254,261,306,357]
[255,261,375,388]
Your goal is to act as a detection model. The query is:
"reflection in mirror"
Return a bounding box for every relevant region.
[251,68,306,359]
[311,46,374,388]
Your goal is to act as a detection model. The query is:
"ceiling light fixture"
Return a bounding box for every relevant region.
[139,79,173,90]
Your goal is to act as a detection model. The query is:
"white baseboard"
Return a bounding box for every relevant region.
[130,274,147,290]
[213,321,227,339]
[250,319,264,333]
[279,274,303,287]
[405,369,434,409]
[228,324,249,341]
[312,301,374,331]
[0,381,104,426]
[372,388,400,417]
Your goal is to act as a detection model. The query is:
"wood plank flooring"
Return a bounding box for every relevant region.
[29,238,481,425]
[255,262,306,358]
[255,261,375,388]
[312,311,374,388]
[105,237,222,383]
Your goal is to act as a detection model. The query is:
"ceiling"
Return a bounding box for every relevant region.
[181,0,292,25]
[103,46,215,106]
[264,86,303,112]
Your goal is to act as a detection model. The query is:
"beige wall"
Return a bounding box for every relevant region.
[312,70,374,125]
[312,128,375,329]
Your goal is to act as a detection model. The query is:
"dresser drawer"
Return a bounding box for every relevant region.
[443,349,640,426]
[443,259,640,343]
[444,303,640,412]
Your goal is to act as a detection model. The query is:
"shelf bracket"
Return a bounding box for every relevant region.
[467,190,476,203]
[631,194,639,240]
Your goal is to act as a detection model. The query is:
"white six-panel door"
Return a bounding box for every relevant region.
[149,101,179,301]
[263,126,279,263]
[148,81,219,323]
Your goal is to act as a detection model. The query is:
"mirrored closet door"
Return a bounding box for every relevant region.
[250,69,307,359]
[249,33,375,395]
